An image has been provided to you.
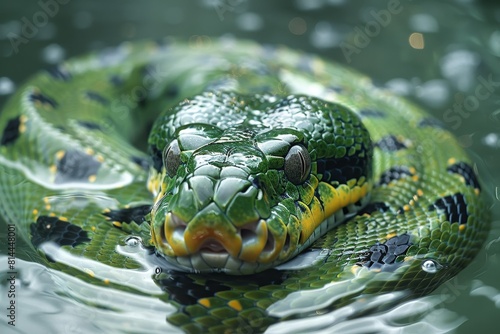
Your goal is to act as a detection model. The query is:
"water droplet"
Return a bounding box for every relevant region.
[484,133,500,148]
[42,44,66,64]
[310,21,343,49]
[385,78,413,96]
[0,77,15,95]
[440,50,479,91]
[409,13,439,33]
[125,236,141,247]
[415,79,450,108]
[422,259,441,273]
[295,0,324,11]
[236,13,263,31]
[489,30,500,57]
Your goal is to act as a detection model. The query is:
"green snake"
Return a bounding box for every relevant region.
[0,38,490,333]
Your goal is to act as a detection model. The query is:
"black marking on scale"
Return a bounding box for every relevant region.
[29,91,58,108]
[55,150,101,184]
[418,117,445,129]
[46,66,72,81]
[316,155,368,185]
[85,91,109,105]
[375,135,407,152]
[428,193,469,225]
[378,166,412,185]
[155,268,289,306]
[103,205,152,225]
[109,75,125,87]
[358,202,391,215]
[151,145,164,172]
[361,233,412,271]
[30,216,91,248]
[359,109,386,118]
[77,121,102,130]
[447,162,481,191]
[0,116,22,146]
[131,156,150,170]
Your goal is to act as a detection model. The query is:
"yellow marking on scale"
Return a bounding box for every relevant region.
[49,212,56,217]
[417,189,424,196]
[459,225,466,232]
[474,188,480,195]
[59,216,68,222]
[103,278,110,284]
[403,205,410,212]
[199,298,211,308]
[228,300,243,311]
[112,221,122,227]
[385,232,397,240]
[19,115,28,133]
[32,209,38,215]
[300,182,369,244]
[448,157,456,165]
[55,150,65,160]
[88,175,97,183]
[312,58,326,75]
[49,165,57,173]
[412,175,419,182]
[350,265,361,275]
[85,148,95,155]
[409,199,415,206]
[91,226,96,232]
[96,154,104,163]
[409,167,416,175]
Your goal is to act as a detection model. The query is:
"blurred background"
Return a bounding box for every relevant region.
[0,0,499,333]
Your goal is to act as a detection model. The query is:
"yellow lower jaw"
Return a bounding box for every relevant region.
[163,210,243,258]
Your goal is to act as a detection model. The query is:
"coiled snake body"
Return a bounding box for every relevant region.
[0,39,490,333]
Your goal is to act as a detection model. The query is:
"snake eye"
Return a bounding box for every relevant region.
[284,144,311,185]
[164,140,181,177]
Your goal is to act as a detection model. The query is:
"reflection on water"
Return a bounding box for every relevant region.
[267,295,465,334]
[0,256,180,334]
[0,0,499,333]
[0,252,472,334]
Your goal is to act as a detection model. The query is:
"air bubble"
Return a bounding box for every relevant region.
[422,259,441,273]
[125,236,142,247]
[0,77,15,95]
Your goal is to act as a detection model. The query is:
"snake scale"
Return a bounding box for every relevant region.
[0,38,490,333]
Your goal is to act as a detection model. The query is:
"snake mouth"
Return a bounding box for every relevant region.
[156,211,279,270]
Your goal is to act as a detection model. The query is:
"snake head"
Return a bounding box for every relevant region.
[148,92,372,274]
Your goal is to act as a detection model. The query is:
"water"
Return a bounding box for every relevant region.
[1,0,499,333]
